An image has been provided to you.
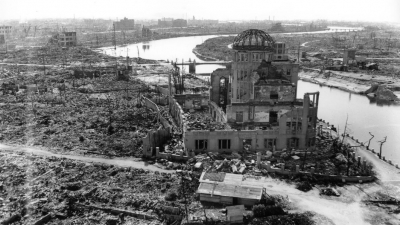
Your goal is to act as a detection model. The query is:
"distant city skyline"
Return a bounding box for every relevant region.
[2,0,399,23]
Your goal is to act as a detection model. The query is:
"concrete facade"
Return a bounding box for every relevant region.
[0,26,12,36]
[158,18,187,27]
[114,17,135,31]
[58,32,77,47]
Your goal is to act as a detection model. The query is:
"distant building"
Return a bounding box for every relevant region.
[158,18,187,27]
[0,26,12,35]
[142,26,152,38]
[114,17,135,31]
[58,32,77,47]
[172,19,187,27]
[158,18,173,27]
[49,32,77,47]
[188,16,219,26]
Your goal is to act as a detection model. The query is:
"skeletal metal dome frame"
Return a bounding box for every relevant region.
[232,29,275,51]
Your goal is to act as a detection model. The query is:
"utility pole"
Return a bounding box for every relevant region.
[113,23,118,77]
[297,42,300,62]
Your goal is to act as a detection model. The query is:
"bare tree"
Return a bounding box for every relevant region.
[378,136,387,159]
[367,132,375,149]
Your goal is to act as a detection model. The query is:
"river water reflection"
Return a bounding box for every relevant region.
[297,80,400,165]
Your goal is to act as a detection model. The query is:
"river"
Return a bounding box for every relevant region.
[298,80,400,165]
[100,27,400,165]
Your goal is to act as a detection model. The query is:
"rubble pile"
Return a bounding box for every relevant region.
[0,66,169,157]
[275,125,375,177]
[0,46,157,66]
[0,151,196,224]
[185,110,227,131]
[320,187,340,196]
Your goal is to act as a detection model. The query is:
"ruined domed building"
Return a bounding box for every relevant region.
[184,29,319,152]
[143,29,320,158]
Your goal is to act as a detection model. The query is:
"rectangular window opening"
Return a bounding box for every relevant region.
[195,140,208,150]
[270,91,278,99]
[218,139,231,150]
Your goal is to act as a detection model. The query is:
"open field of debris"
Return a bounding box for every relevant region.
[0,59,175,157]
[0,150,193,225]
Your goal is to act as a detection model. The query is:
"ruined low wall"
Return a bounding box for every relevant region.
[142,127,172,157]
[141,95,160,114]
[143,146,195,161]
[141,96,173,157]
[169,96,186,130]
[260,162,375,183]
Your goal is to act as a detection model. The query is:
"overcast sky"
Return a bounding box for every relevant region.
[1,0,399,23]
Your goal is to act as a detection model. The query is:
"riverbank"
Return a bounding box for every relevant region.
[299,68,400,102]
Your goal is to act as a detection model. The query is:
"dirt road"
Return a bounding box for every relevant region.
[0,143,173,173]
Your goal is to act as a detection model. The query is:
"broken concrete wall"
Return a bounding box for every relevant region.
[260,162,374,183]
[142,127,171,157]
[273,62,299,84]
[210,68,230,106]
[169,96,185,129]
[209,101,227,123]
[174,94,209,110]
[183,127,316,153]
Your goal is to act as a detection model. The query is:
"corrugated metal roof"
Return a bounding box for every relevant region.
[197,182,262,200]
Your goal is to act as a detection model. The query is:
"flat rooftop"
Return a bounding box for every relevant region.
[200,172,271,188]
[197,182,263,200]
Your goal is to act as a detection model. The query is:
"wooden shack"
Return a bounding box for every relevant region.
[197,182,263,206]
